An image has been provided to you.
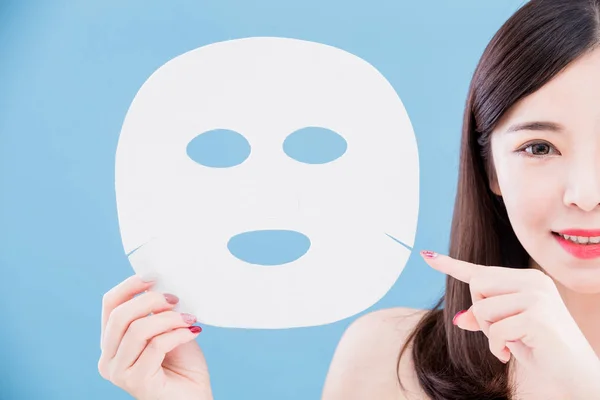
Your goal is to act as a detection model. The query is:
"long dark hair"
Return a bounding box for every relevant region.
[397,1,600,399]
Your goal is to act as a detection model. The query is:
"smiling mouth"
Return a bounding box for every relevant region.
[551,231,600,260]
[552,232,600,245]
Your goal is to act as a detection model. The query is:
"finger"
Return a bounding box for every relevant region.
[488,313,531,363]
[506,340,531,364]
[453,308,480,331]
[454,310,512,362]
[479,305,529,364]
[420,251,483,284]
[488,332,512,364]
[420,251,553,299]
[488,312,529,344]
[128,326,202,379]
[455,292,531,333]
[101,291,179,360]
[101,275,155,347]
[111,311,197,371]
[469,267,552,301]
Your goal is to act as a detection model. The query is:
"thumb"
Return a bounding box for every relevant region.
[164,332,208,372]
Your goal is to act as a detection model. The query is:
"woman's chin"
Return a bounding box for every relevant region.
[552,271,600,294]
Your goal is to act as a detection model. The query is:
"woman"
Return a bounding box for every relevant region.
[97,1,600,399]
[323,0,600,399]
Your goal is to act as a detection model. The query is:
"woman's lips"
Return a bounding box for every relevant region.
[558,229,600,237]
[553,230,600,260]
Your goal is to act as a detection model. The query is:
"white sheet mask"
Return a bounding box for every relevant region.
[115,37,419,329]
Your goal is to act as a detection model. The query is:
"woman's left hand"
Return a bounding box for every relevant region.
[420,250,600,397]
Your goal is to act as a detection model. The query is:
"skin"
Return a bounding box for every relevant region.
[98,276,213,400]
[321,47,600,400]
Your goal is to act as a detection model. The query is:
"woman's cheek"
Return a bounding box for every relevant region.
[496,158,562,242]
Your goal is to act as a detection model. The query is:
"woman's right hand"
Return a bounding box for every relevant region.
[98,275,213,400]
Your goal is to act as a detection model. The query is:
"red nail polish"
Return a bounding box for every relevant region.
[164,293,179,304]
[420,250,438,258]
[181,313,196,325]
[189,326,202,334]
[452,310,467,325]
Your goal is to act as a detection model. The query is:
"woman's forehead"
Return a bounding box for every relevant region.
[494,48,600,135]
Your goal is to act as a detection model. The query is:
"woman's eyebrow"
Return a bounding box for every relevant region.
[505,120,565,134]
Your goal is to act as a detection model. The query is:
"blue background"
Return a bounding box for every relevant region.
[0,1,526,399]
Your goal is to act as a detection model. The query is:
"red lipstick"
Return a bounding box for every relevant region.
[558,229,600,236]
[554,229,600,260]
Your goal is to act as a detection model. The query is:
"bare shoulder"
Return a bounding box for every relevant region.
[321,307,430,400]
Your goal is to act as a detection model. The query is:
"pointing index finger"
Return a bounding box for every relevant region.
[420,250,482,283]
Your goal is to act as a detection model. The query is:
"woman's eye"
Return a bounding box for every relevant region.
[528,143,550,155]
[522,142,559,156]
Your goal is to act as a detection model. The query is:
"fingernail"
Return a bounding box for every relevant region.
[420,250,438,259]
[501,348,511,364]
[164,293,179,304]
[452,310,467,325]
[189,326,202,334]
[181,313,196,325]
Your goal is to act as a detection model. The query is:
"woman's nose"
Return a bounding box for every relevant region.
[563,156,600,212]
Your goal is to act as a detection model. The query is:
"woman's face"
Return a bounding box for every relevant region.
[490,47,600,294]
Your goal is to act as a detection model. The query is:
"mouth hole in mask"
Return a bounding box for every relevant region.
[227,229,311,265]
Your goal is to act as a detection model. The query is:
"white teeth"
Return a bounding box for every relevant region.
[560,234,600,244]
[577,236,589,244]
